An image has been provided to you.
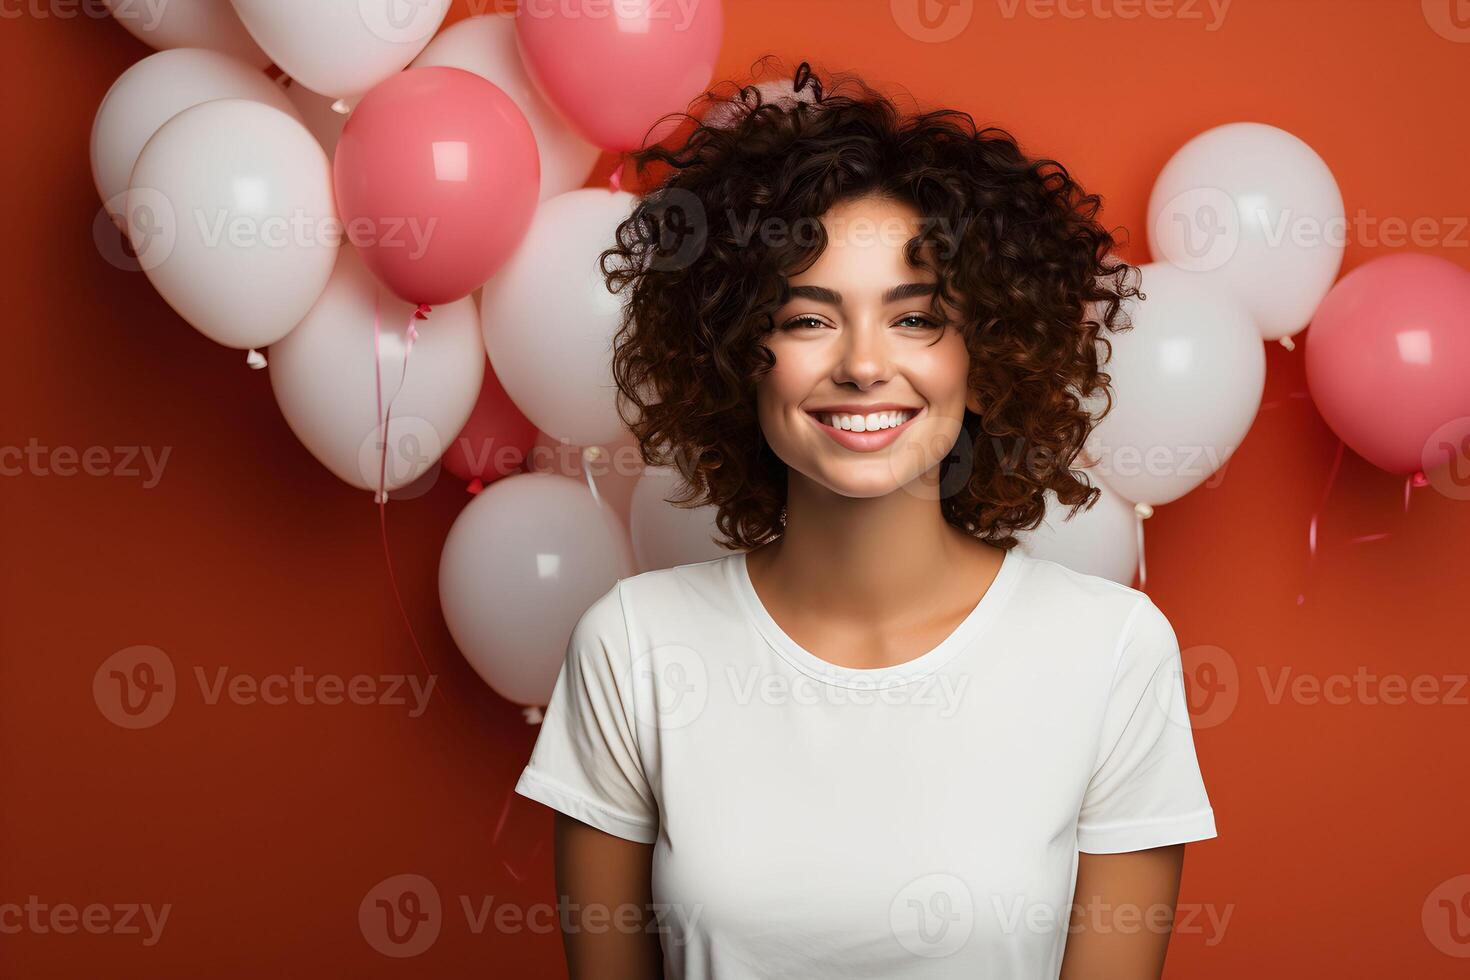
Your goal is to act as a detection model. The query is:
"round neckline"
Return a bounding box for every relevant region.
[729,545,1026,690]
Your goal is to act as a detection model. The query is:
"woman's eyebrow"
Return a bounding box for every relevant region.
[786,282,937,306]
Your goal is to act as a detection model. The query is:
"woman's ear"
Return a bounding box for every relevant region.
[965,386,983,415]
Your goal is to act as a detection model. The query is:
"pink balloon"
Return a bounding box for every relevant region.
[514,0,723,152]
[334,67,539,306]
[1306,253,1470,474]
[442,361,540,485]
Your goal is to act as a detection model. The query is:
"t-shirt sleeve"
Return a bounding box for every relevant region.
[513,581,659,844]
[1076,596,1218,854]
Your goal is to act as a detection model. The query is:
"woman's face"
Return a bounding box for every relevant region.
[757,194,980,500]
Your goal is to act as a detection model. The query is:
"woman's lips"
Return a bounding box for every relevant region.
[806,407,924,452]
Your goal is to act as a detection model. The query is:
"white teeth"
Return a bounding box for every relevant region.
[818,410,916,432]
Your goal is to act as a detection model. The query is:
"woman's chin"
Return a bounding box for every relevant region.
[809,460,932,501]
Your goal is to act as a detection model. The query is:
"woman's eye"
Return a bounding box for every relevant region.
[781,315,940,331]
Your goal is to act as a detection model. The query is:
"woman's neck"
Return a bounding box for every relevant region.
[746,474,1004,625]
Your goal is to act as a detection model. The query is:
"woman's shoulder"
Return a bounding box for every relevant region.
[1006,550,1169,648]
[1011,550,1152,610]
[572,552,744,645]
[1007,553,1181,694]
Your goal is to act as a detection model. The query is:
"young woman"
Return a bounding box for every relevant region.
[514,62,1217,979]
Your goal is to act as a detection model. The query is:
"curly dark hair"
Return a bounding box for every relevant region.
[600,58,1141,552]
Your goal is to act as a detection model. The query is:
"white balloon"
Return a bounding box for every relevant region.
[481,189,638,446]
[127,98,337,351]
[102,0,270,67]
[282,79,348,160]
[229,0,450,99]
[91,48,301,226]
[412,14,599,201]
[1086,262,1265,506]
[629,465,727,573]
[1015,482,1139,585]
[269,247,484,493]
[439,472,634,706]
[1147,121,1344,342]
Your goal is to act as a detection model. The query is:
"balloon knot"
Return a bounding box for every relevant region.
[1134,502,1154,519]
[1411,470,1429,488]
[374,489,389,504]
[466,478,485,495]
[1278,335,1297,352]
[330,98,350,115]
[413,304,432,320]
[608,160,624,192]
[245,348,267,370]
[522,705,545,725]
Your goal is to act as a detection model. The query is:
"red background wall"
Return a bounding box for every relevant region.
[3,0,1468,975]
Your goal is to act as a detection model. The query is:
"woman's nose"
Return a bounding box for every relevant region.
[832,320,891,389]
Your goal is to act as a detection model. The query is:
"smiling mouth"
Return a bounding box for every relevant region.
[809,408,920,432]
[805,406,924,452]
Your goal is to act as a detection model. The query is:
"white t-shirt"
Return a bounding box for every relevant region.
[515,545,1217,978]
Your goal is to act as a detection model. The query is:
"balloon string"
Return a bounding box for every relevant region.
[581,446,606,510]
[372,302,431,501]
[502,839,547,882]
[1297,437,1346,605]
[1133,503,1151,590]
[1135,517,1146,589]
[371,292,460,727]
[491,781,515,845]
[1307,438,1346,561]
[1403,470,1428,512]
